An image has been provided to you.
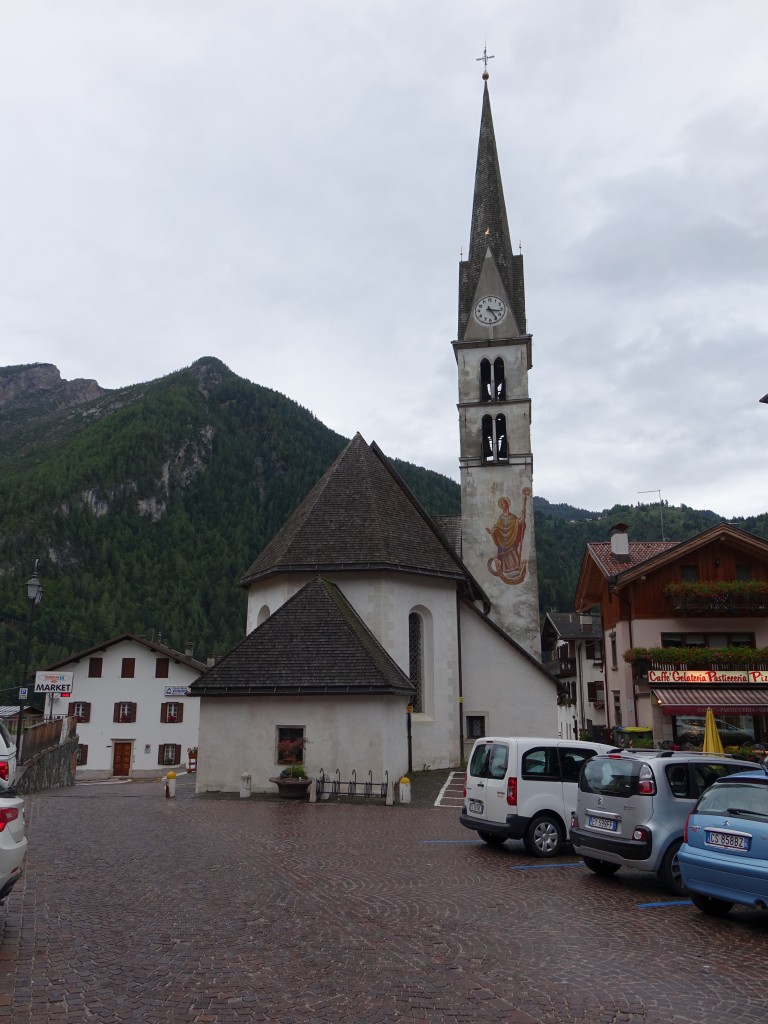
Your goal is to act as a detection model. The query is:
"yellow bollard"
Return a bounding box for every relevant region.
[165,770,177,799]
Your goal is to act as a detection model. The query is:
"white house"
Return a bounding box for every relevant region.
[42,633,205,779]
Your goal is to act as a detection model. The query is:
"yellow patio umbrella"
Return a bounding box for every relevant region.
[703,707,724,755]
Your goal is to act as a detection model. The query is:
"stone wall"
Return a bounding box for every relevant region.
[16,736,78,794]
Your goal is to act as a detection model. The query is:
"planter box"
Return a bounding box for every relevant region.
[270,777,313,800]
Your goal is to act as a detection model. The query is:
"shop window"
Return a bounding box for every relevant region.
[661,631,756,649]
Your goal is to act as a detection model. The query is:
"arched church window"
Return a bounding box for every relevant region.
[481,415,494,462]
[408,612,424,713]
[493,357,506,401]
[480,359,492,402]
[495,414,508,460]
[257,604,270,626]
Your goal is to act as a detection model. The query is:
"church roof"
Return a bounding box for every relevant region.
[191,577,415,698]
[241,433,486,603]
[458,79,527,340]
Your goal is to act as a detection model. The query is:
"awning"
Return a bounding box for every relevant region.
[652,687,768,716]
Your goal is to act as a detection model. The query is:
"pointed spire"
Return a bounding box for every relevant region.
[458,79,527,339]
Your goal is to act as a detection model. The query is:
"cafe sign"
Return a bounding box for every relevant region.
[648,669,768,684]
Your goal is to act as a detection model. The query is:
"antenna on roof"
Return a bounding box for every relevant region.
[638,489,665,541]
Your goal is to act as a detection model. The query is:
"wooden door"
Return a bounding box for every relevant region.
[112,741,132,777]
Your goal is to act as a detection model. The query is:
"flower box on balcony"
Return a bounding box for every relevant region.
[663,580,768,615]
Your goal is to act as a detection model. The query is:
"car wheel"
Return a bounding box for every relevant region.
[477,830,506,847]
[582,856,620,876]
[690,891,733,917]
[658,839,686,895]
[524,815,564,857]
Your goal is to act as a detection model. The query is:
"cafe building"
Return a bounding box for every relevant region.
[574,522,768,749]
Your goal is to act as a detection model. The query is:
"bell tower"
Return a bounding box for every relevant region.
[453,68,540,659]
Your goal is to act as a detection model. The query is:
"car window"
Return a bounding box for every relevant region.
[581,757,637,797]
[691,762,743,797]
[469,742,509,780]
[696,779,768,818]
[522,746,559,780]
[0,722,12,748]
[665,764,691,798]
[559,747,595,784]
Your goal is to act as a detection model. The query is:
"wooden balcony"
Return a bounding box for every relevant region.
[543,657,576,679]
[664,582,768,616]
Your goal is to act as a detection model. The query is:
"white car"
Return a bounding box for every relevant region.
[0,793,28,905]
[0,722,17,793]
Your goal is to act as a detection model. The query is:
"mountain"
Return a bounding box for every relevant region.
[2,359,767,702]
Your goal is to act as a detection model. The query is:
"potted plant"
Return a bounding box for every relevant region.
[270,737,313,799]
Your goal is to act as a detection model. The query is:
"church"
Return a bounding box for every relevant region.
[191,71,558,793]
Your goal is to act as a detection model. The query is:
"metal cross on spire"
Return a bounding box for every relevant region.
[476,44,495,77]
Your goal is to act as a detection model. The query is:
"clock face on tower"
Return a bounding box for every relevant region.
[473,295,507,325]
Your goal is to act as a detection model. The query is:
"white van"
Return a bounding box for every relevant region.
[459,736,617,856]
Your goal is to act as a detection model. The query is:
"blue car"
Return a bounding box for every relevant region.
[679,766,768,917]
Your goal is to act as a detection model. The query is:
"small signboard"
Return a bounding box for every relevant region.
[18,687,28,699]
[34,672,74,698]
[164,686,190,696]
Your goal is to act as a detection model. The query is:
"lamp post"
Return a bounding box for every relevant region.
[16,560,43,764]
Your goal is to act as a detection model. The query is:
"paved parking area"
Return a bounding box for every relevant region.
[2,773,768,1023]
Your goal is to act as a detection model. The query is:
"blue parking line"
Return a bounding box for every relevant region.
[636,900,692,908]
[419,839,485,844]
[509,862,586,869]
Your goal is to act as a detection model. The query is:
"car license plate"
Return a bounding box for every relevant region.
[469,799,484,815]
[705,830,750,851]
[588,815,618,832]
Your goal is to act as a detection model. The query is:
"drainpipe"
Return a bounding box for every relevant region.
[456,591,465,767]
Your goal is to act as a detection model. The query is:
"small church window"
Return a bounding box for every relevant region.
[493,357,506,400]
[408,613,424,713]
[277,726,305,764]
[480,359,493,402]
[466,715,486,739]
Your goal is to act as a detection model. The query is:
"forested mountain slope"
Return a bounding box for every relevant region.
[1,358,766,703]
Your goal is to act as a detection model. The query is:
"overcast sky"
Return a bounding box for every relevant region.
[2,2,767,520]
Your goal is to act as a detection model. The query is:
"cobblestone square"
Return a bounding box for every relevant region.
[2,774,767,1023]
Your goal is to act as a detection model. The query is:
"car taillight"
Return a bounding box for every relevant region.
[0,807,19,832]
[632,826,650,843]
[463,785,467,798]
[0,762,8,781]
[637,764,656,796]
[506,777,517,806]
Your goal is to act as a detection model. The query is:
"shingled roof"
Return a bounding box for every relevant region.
[191,577,415,698]
[241,434,486,605]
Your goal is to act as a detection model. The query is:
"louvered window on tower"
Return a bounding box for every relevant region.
[480,359,493,401]
[496,414,508,460]
[408,612,424,714]
[494,357,506,400]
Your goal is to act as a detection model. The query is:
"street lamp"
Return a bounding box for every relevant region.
[16,560,43,764]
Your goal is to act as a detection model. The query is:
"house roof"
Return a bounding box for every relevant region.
[575,522,768,611]
[191,577,416,698]
[41,633,208,673]
[541,612,602,643]
[240,433,488,607]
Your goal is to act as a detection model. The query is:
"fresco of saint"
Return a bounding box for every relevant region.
[486,487,531,585]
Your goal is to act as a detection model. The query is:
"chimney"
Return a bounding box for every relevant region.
[609,523,630,562]
[184,641,195,658]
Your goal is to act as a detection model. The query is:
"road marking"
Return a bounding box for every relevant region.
[419,839,483,844]
[509,862,586,869]
[636,900,692,908]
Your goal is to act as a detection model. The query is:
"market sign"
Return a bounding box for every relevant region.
[34,671,74,697]
[648,669,768,685]
[164,686,190,696]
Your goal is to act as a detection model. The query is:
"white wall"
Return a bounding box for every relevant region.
[195,694,408,794]
[460,604,557,759]
[53,639,201,779]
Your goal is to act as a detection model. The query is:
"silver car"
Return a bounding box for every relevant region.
[570,750,755,894]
